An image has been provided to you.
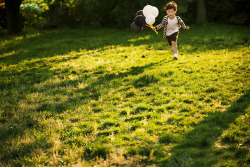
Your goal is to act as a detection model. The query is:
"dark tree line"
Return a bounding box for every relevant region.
[1,0,249,34]
[4,0,23,34]
[197,0,206,23]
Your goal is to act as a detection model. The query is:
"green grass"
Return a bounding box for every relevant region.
[0,24,249,166]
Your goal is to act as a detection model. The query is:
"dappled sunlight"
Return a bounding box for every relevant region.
[179,44,193,52]
[0,25,249,166]
[127,35,151,42]
[163,91,249,166]
[25,32,41,39]
[0,50,15,58]
[0,32,41,52]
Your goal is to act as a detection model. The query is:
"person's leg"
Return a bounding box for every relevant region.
[167,32,179,59]
[169,32,179,59]
[171,41,178,54]
[171,41,178,60]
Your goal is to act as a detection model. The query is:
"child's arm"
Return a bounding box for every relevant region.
[154,16,167,30]
[177,16,189,30]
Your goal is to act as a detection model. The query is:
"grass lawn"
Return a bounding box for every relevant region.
[0,24,249,166]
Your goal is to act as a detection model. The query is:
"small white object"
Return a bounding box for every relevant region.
[143,5,154,17]
[145,15,155,25]
[152,7,159,18]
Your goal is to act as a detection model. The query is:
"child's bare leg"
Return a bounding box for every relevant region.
[171,41,178,54]
[171,41,178,60]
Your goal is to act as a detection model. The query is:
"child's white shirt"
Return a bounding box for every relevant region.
[166,16,179,36]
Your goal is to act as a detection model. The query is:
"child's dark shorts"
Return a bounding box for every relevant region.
[167,31,179,46]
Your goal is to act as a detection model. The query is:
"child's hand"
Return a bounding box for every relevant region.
[152,27,156,31]
[186,26,190,30]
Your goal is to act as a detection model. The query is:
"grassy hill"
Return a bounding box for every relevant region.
[0,24,249,166]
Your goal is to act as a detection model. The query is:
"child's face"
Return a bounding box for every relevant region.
[166,9,176,18]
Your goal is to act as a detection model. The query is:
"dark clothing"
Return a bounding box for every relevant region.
[167,31,179,46]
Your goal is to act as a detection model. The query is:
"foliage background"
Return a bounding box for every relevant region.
[0,0,249,166]
[0,0,250,30]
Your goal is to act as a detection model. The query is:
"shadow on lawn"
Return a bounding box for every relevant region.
[1,24,249,65]
[0,55,167,164]
[0,28,153,65]
[0,25,249,165]
[158,90,249,167]
[35,59,168,112]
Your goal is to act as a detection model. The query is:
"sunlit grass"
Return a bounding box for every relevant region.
[0,24,249,166]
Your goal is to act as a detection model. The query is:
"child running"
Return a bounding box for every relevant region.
[153,1,189,60]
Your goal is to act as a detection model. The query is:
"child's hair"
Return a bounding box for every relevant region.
[165,1,177,11]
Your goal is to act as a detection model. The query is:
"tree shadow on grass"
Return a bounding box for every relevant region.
[0,112,53,165]
[0,55,168,165]
[0,55,82,90]
[158,90,249,167]
[1,137,53,166]
[1,24,248,66]
[1,25,249,165]
[0,28,154,65]
[35,59,168,112]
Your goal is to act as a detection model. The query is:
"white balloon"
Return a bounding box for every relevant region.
[145,15,155,25]
[143,5,154,17]
[152,7,159,18]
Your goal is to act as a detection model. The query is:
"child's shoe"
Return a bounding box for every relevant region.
[173,54,178,60]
